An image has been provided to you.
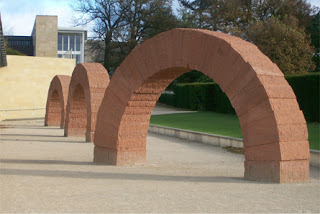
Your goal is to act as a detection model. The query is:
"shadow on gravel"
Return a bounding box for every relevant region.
[0,138,85,143]
[0,134,65,138]
[2,125,61,130]
[0,159,92,165]
[0,168,245,183]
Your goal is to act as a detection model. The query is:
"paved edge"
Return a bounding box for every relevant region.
[148,124,320,168]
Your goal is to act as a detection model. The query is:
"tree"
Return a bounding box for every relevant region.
[73,0,127,71]
[246,16,315,74]
[73,0,179,72]
[306,11,320,72]
[178,0,318,74]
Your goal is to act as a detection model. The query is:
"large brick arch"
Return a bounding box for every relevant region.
[64,63,110,142]
[94,29,309,183]
[45,75,71,128]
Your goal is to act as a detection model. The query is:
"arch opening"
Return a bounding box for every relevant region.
[45,90,62,126]
[93,29,309,183]
[63,63,110,142]
[45,75,71,128]
[65,84,87,137]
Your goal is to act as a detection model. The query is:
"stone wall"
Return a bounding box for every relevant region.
[0,55,75,120]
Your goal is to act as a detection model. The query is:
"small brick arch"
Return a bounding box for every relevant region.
[64,63,110,142]
[45,75,71,128]
[94,29,309,183]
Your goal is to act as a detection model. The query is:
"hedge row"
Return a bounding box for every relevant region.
[160,82,235,114]
[159,73,319,122]
[285,73,319,122]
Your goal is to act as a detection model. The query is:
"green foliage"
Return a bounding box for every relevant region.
[158,93,176,106]
[307,12,320,52]
[174,70,214,83]
[5,47,25,55]
[159,73,319,122]
[306,12,320,72]
[246,16,315,74]
[159,82,235,114]
[285,73,319,122]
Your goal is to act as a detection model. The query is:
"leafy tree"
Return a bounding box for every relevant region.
[306,12,320,72]
[246,16,315,74]
[178,0,318,75]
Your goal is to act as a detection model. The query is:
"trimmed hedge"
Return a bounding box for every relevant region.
[159,73,319,122]
[161,82,235,114]
[285,73,319,122]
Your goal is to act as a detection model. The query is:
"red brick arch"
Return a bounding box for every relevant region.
[45,75,71,128]
[64,63,110,142]
[94,29,309,183]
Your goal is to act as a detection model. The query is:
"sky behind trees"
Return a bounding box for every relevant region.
[1,0,319,36]
[0,0,179,36]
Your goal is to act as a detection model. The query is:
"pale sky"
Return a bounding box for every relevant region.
[1,0,319,37]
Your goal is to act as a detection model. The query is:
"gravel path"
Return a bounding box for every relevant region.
[0,119,319,213]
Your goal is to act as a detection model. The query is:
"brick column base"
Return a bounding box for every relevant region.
[86,131,94,142]
[64,128,86,137]
[93,146,146,165]
[244,160,309,183]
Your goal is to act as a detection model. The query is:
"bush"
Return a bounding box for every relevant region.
[159,82,235,114]
[5,47,25,55]
[158,93,175,106]
[158,73,319,122]
[285,73,319,122]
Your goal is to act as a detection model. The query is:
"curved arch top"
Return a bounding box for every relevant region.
[94,28,309,183]
[45,75,71,128]
[64,63,110,142]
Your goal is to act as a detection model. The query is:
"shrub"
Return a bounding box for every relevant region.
[6,47,25,55]
[162,82,235,114]
[285,73,319,122]
[158,73,319,122]
[158,93,175,106]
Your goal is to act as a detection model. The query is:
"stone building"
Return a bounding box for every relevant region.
[5,15,87,64]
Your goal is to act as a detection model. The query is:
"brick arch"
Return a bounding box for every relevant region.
[45,75,71,128]
[64,63,110,142]
[94,29,309,183]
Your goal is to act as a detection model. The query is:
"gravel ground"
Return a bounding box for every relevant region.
[0,119,319,213]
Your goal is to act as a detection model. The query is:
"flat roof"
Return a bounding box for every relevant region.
[58,27,87,32]
[58,27,87,40]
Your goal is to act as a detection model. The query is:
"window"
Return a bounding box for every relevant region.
[70,35,75,51]
[57,32,83,64]
[76,35,80,51]
[63,35,68,51]
[58,35,62,51]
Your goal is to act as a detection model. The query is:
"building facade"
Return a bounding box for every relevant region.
[5,15,87,64]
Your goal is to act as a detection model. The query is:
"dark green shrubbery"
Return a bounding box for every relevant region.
[5,47,25,55]
[158,93,176,107]
[159,73,319,122]
[161,82,235,114]
[285,73,319,122]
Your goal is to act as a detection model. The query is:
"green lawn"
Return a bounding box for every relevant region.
[150,112,320,150]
